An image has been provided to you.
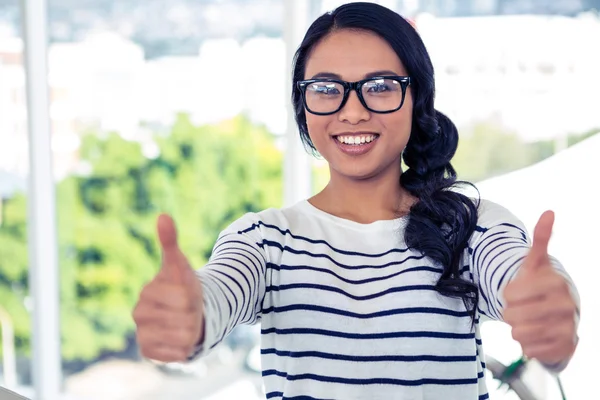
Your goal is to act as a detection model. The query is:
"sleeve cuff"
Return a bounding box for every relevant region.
[186,278,220,362]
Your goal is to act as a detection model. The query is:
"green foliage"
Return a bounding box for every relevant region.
[453,123,599,183]
[0,195,30,349]
[0,114,282,362]
[0,112,595,362]
[453,123,534,182]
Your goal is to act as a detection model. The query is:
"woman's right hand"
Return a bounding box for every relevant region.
[132,214,205,362]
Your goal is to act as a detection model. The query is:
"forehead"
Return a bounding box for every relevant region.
[304,29,407,80]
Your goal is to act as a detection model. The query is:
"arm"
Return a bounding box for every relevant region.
[469,202,580,372]
[188,214,267,360]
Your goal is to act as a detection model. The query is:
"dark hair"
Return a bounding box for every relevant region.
[292,2,481,322]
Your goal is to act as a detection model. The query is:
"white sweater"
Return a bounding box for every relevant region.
[191,199,577,399]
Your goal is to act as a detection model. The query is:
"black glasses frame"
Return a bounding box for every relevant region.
[297,75,411,116]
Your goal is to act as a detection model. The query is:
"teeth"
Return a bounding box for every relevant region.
[336,135,378,145]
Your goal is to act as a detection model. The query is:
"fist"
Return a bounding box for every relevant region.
[503,211,578,366]
[132,214,205,362]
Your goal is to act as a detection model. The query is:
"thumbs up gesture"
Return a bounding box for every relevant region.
[503,211,578,366]
[132,214,205,362]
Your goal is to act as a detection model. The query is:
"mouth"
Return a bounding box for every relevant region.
[331,132,380,156]
[332,133,380,146]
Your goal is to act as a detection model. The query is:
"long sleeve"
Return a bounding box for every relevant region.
[469,200,580,320]
[469,200,580,372]
[188,213,267,359]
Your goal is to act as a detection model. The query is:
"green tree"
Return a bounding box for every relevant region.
[453,122,534,182]
[453,123,599,183]
[0,114,282,362]
[0,194,30,351]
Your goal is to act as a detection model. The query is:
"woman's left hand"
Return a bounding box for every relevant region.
[502,211,578,366]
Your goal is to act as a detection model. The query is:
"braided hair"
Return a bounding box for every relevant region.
[292,2,480,321]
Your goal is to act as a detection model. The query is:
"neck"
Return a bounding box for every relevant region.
[311,162,415,224]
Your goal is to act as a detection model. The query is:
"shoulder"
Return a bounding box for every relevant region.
[475,198,526,230]
[217,200,312,241]
[468,198,531,248]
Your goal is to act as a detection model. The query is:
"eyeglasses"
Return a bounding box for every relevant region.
[297,75,411,115]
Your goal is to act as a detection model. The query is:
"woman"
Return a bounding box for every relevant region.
[133,3,580,399]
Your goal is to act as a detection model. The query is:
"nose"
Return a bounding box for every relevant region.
[338,90,370,124]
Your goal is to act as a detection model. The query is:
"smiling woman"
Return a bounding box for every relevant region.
[133,2,580,400]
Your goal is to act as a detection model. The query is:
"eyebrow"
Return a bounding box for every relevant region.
[309,70,400,80]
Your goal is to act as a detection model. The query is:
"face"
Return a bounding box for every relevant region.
[303,29,413,181]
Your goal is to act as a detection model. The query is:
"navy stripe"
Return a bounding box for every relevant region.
[201,280,223,335]
[266,283,437,301]
[261,348,477,363]
[261,327,475,340]
[477,285,498,320]
[479,394,490,400]
[495,256,524,291]
[262,369,479,386]
[266,393,283,399]
[211,250,264,319]
[283,397,331,400]
[266,394,330,400]
[213,263,254,327]
[477,240,528,318]
[212,237,267,265]
[473,230,508,266]
[481,242,526,292]
[240,221,412,257]
[481,244,527,316]
[262,240,426,269]
[207,271,241,331]
[268,263,443,285]
[262,304,470,319]
[499,223,527,236]
[477,236,523,273]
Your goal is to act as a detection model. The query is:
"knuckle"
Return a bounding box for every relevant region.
[550,276,568,291]
[132,303,153,324]
[522,346,535,358]
[510,327,522,342]
[139,283,157,302]
[172,328,195,347]
[503,287,516,302]
[131,303,141,318]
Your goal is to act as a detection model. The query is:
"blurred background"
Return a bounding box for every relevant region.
[0,0,598,399]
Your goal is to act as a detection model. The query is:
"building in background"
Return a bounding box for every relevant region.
[1,10,599,183]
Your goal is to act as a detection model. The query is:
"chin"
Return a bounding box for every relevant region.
[332,164,381,181]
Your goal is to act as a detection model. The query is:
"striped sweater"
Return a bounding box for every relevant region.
[191,199,577,399]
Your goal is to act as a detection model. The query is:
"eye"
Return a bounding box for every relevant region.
[365,82,391,93]
[308,82,342,96]
[363,79,401,94]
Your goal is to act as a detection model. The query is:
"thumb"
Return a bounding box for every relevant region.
[523,210,554,271]
[157,213,189,283]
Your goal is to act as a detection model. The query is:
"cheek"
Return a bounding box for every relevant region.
[382,107,413,143]
[305,114,331,146]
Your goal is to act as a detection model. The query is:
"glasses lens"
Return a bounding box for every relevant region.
[361,78,404,112]
[304,81,345,114]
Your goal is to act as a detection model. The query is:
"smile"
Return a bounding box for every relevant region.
[331,133,380,156]
[335,134,379,145]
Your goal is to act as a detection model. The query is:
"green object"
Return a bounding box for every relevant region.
[497,355,528,390]
[497,355,568,400]
[557,376,567,400]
